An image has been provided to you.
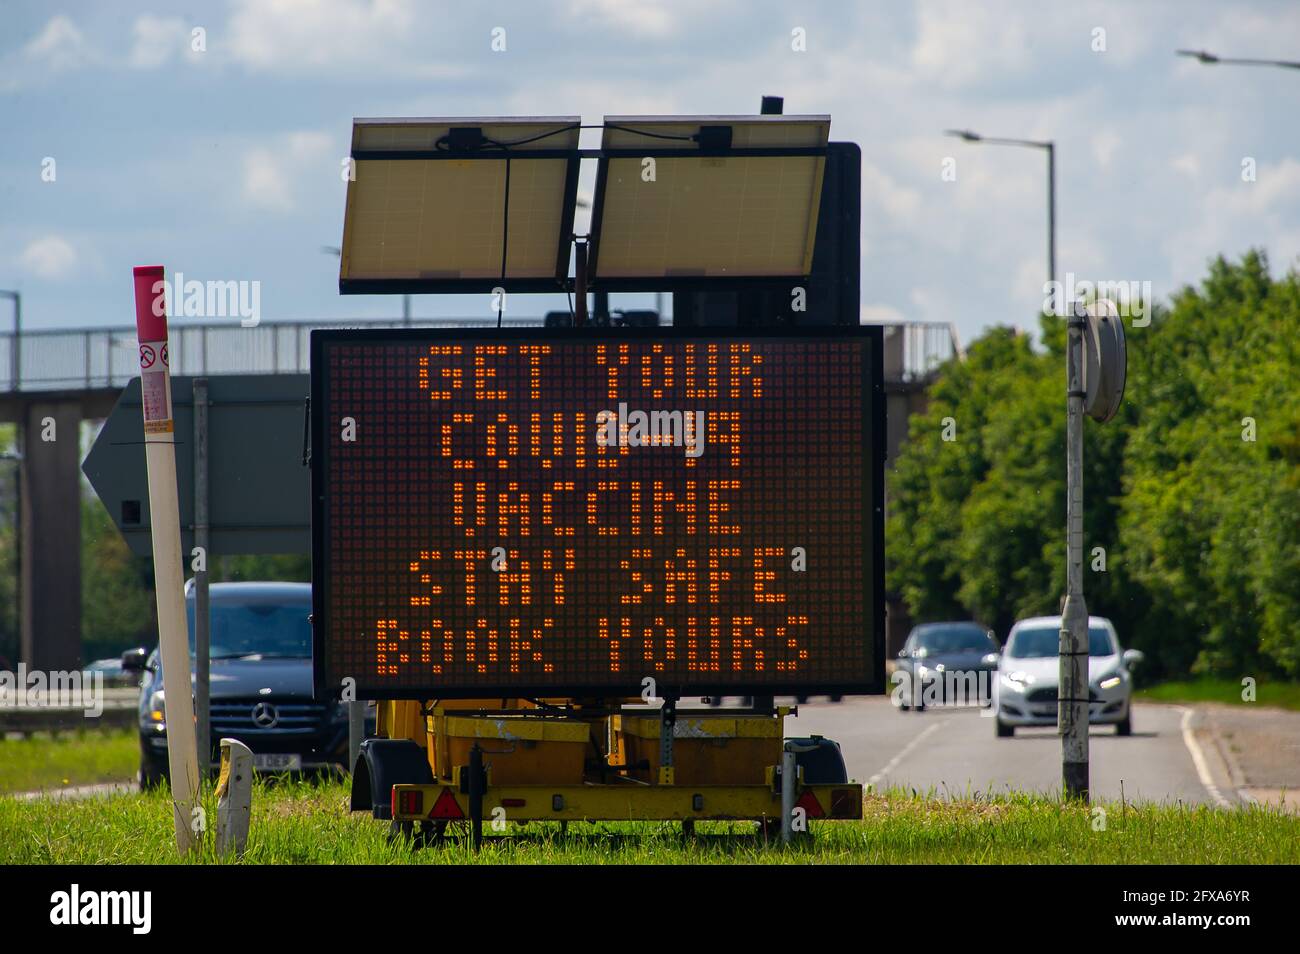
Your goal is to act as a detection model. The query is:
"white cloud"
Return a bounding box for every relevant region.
[228,0,420,72]
[910,1,1031,88]
[1172,154,1200,179]
[129,16,189,69]
[241,132,335,212]
[19,236,79,280]
[1163,159,1300,285]
[0,15,98,89]
[1091,129,1121,169]
[565,0,680,37]
[23,15,96,72]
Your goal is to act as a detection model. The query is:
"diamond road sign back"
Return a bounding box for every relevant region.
[83,374,311,557]
[311,326,886,700]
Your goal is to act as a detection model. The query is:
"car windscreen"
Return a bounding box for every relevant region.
[1007,624,1114,658]
[912,625,994,654]
[186,597,312,659]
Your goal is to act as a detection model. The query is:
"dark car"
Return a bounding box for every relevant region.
[894,621,1000,709]
[124,580,370,789]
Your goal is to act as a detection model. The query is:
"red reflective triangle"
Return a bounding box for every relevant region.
[429,789,465,820]
[795,791,825,819]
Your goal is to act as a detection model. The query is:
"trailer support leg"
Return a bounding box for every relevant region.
[781,744,797,845]
[658,695,678,786]
[469,743,485,852]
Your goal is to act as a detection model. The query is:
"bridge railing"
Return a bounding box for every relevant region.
[0,318,544,392]
[0,317,962,392]
[866,319,963,383]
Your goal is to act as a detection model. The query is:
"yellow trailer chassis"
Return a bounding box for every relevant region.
[357,698,863,844]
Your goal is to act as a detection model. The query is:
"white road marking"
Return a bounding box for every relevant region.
[1177,706,1233,808]
[867,719,944,788]
[9,781,134,801]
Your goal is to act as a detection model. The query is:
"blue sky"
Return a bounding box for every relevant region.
[2,0,1298,347]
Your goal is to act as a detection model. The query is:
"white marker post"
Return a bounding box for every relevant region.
[133,265,201,853]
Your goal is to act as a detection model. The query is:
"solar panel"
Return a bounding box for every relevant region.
[589,115,829,285]
[340,117,581,293]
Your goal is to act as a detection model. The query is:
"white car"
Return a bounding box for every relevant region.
[993,615,1143,738]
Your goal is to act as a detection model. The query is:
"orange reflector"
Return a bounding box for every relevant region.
[429,788,465,820]
[795,791,825,819]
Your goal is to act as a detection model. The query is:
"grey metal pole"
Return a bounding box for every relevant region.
[1060,302,1089,801]
[1046,143,1056,312]
[194,377,211,778]
[402,295,411,327]
[780,745,796,845]
[348,700,364,774]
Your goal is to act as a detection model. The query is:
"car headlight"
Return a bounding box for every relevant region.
[147,689,166,724]
[1001,671,1032,691]
[1098,675,1122,690]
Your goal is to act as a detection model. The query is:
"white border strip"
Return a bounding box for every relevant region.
[867,721,943,788]
[1178,705,1233,808]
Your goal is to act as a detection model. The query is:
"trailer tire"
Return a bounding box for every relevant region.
[351,738,434,819]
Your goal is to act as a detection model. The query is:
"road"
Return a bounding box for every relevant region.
[781,697,1242,806]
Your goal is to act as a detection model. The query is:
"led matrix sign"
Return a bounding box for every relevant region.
[311,328,883,698]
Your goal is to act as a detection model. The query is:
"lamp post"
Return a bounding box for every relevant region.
[944,129,1093,800]
[0,291,19,391]
[944,131,1056,313]
[1176,49,1300,70]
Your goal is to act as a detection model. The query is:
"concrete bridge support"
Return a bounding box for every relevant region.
[19,400,83,672]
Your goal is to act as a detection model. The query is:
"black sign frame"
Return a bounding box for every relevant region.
[311,325,884,700]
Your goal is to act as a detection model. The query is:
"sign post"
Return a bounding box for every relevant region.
[193,377,210,775]
[1060,298,1128,801]
[132,265,201,853]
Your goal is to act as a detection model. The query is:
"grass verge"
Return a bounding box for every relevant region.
[0,729,138,795]
[1137,678,1300,712]
[1,778,1296,864]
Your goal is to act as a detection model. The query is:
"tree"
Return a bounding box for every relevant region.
[887,251,1300,680]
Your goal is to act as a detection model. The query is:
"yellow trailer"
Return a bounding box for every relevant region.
[352,698,862,846]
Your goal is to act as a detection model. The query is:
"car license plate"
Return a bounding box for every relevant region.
[252,753,302,772]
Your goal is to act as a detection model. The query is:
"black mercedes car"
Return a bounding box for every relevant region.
[123,580,369,788]
[894,621,1000,709]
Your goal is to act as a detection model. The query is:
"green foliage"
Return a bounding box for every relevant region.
[887,251,1300,680]
[81,494,155,662]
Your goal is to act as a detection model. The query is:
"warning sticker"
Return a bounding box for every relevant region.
[139,338,173,434]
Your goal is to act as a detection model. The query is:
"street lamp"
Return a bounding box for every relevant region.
[944,130,1056,313]
[0,290,19,391]
[1176,49,1300,70]
[946,128,1099,801]
[320,245,410,326]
